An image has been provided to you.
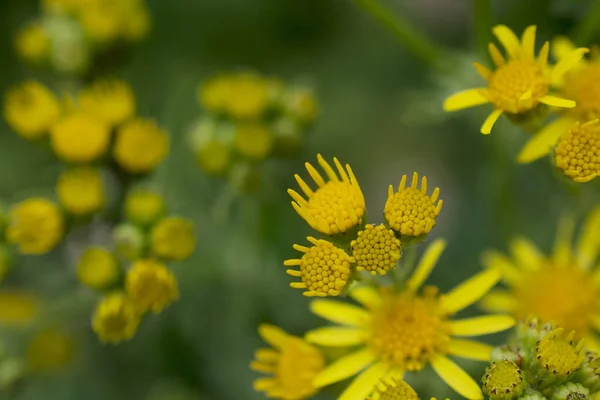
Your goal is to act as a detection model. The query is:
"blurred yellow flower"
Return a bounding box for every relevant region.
[126,259,179,314]
[194,140,231,175]
[57,167,105,215]
[26,329,74,371]
[555,120,600,182]
[6,198,63,255]
[251,324,324,400]
[50,112,111,163]
[305,239,514,400]
[444,25,587,134]
[351,224,401,276]
[0,291,39,327]
[227,73,271,119]
[114,118,169,173]
[15,22,50,64]
[234,123,274,160]
[80,3,121,43]
[199,75,233,113]
[150,217,195,261]
[42,0,80,14]
[3,81,61,140]
[121,4,151,41]
[79,79,136,126]
[92,292,141,344]
[369,377,418,400]
[77,247,120,290]
[125,188,166,226]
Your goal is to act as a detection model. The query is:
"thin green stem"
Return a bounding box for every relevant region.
[472,0,492,58]
[572,0,600,45]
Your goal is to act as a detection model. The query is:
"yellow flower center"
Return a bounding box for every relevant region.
[384,181,440,237]
[367,288,450,371]
[373,377,419,400]
[351,224,401,276]
[563,63,600,120]
[195,140,231,175]
[125,259,179,314]
[535,329,583,376]
[307,181,365,235]
[6,198,63,255]
[125,189,166,226]
[57,167,105,216]
[114,118,169,173]
[3,81,60,139]
[92,293,141,344]
[50,112,111,163]
[150,217,196,261]
[15,23,50,63]
[79,79,136,126]
[482,360,525,399]
[77,247,119,290]
[487,60,548,113]
[555,121,600,183]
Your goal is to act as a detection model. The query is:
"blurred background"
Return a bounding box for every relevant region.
[1,0,599,399]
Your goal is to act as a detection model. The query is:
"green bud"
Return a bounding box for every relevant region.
[516,317,557,351]
[552,382,589,400]
[517,388,547,400]
[0,358,26,389]
[491,345,524,365]
[113,223,146,261]
[271,117,303,157]
[482,360,527,400]
[572,351,600,392]
[505,104,550,133]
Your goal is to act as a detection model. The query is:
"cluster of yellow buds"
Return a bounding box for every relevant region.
[15,0,150,75]
[188,71,318,193]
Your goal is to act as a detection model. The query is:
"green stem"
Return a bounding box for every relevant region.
[472,0,492,58]
[352,0,447,69]
[572,0,600,45]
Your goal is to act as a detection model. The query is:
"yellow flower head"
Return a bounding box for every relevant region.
[121,4,151,41]
[125,188,166,226]
[480,207,600,343]
[150,217,196,261]
[384,172,442,237]
[125,259,179,314]
[3,81,61,140]
[114,118,169,173]
[234,123,274,160]
[284,236,353,297]
[198,75,234,113]
[80,3,121,43]
[0,291,39,327]
[351,224,401,276]
[15,22,50,63]
[77,246,120,290]
[79,79,136,126]
[369,377,418,400]
[555,120,600,183]
[227,72,270,119]
[534,328,584,377]
[57,167,105,215]
[194,140,232,175]
[92,292,141,344]
[26,329,73,372]
[251,324,324,400]
[305,239,515,400]
[444,25,588,134]
[288,154,365,235]
[6,198,63,255]
[482,360,525,399]
[50,112,111,163]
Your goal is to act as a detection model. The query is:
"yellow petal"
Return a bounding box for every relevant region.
[538,41,550,70]
[339,362,389,400]
[552,47,590,82]
[431,355,483,399]
[492,25,521,59]
[305,327,367,346]
[481,109,503,135]
[539,95,575,108]
[480,290,517,313]
[258,324,289,348]
[488,43,505,66]
[450,315,516,337]
[509,236,544,270]
[349,285,382,309]
[317,154,339,182]
[480,250,521,286]
[442,268,502,314]
[406,239,446,291]
[310,299,370,327]
[443,89,489,112]
[313,348,375,388]
[305,162,326,187]
[552,36,576,61]
[577,206,600,270]
[517,117,573,163]
[521,25,536,61]
[554,214,575,266]
[473,62,492,80]
[448,339,493,361]
[253,378,275,391]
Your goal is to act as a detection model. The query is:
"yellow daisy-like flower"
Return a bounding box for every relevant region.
[77,246,120,290]
[554,119,600,182]
[284,236,353,297]
[50,112,111,163]
[305,239,515,400]
[150,217,196,261]
[57,167,105,215]
[234,123,274,160]
[384,172,442,237]
[78,79,136,126]
[480,206,600,347]
[227,72,271,119]
[125,188,166,226]
[114,118,169,173]
[3,81,61,140]
[92,292,141,344]
[26,329,73,372]
[251,324,324,400]
[125,259,179,314]
[6,198,63,255]
[0,291,39,327]
[369,377,418,400]
[444,25,587,135]
[288,154,365,235]
[351,224,401,276]
[15,22,50,64]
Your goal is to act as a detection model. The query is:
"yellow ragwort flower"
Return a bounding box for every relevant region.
[77,246,120,290]
[534,328,584,377]
[444,25,587,135]
[194,140,232,175]
[114,118,169,173]
[288,154,365,235]
[6,198,63,255]
[50,112,111,163]
[351,224,401,276]
[78,78,136,126]
[0,291,39,327]
[92,292,141,344]
[125,259,179,314]
[26,329,73,372]
[227,72,270,119]
[482,360,526,399]
[15,22,50,64]
[251,324,324,400]
[384,172,442,237]
[480,206,600,347]
[198,74,234,113]
[57,167,105,215]
[284,236,353,297]
[555,120,600,182]
[368,377,418,400]
[3,81,61,140]
[80,3,122,43]
[125,188,166,226]
[150,217,196,261]
[305,239,514,400]
[234,123,274,160]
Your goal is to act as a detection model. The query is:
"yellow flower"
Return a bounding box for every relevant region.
[384,172,442,237]
[227,72,270,119]
[480,206,600,348]
[125,188,166,226]
[194,140,232,175]
[125,259,179,314]
[150,217,196,261]
[26,329,73,371]
[534,328,584,376]
[15,22,50,63]
[288,154,365,235]
[305,239,514,400]
[284,236,353,297]
[198,75,234,113]
[251,324,324,399]
[121,4,151,41]
[234,123,274,160]
[482,360,526,399]
[3,81,61,140]
[0,291,39,327]
[50,112,111,163]
[444,25,587,135]
[369,377,418,400]
[78,79,136,126]
[80,3,121,43]
[92,292,141,344]
[77,247,120,290]
[114,118,169,173]
[554,119,600,183]
[57,167,105,215]
[351,224,401,276]
[6,198,63,255]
